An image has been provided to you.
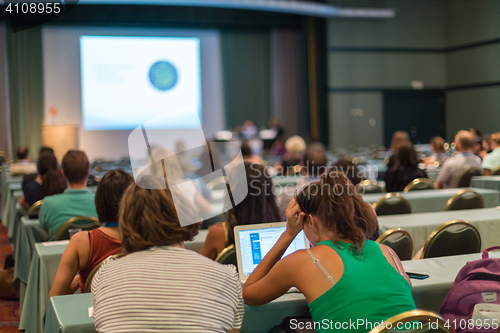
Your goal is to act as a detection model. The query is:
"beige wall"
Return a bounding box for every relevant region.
[326,0,446,148]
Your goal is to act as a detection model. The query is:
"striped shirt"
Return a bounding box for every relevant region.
[92,246,244,332]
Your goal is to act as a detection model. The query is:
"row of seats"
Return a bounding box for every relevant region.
[373,189,485,216]
[377,220,480,261]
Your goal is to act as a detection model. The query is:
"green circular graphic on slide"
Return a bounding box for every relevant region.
[149,61,178,91]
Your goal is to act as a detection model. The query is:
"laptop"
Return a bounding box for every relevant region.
[234,222,310,284]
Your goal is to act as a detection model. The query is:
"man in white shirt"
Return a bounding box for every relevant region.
[9,146,37,176]
[482,133,500,175]
[435,130,481,189]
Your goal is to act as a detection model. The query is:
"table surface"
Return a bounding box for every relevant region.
[14,217,49,284]
[473,176,500,182]
[44,252,498,333]
[363,188,500,213]
[471,176,500,191]
[20,241,70,333]
[378,207,500,254]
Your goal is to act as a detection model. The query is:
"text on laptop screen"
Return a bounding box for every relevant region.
[238,227,307,276]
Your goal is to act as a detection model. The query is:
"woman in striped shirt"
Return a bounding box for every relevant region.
[92,176,244,333]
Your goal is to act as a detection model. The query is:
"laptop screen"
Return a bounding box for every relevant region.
[237,226,308,277]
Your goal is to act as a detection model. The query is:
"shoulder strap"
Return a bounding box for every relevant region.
[306,248,335,285]
[386,246,404,276]
[482,246,500,259]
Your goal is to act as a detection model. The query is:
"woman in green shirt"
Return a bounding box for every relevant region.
[243,171,416,333]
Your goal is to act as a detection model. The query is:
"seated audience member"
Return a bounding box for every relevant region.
[423,136,448,166]
[139,147,212,216]
[241,119,257,139]
[479,134,493,159]
[49,170,133,297]
[270,133,287,156]
[275,135,306,175]
[201,162,280,260]
[330,159,365,186]
[470,127,482,142]
[482,133,500,175]
[242,172,415,333]
[22,146,55,188]
[385,145,427,192]
[39,150,97,240]
[278,146,328,219]
[470,127,484,159]
[9,146,37,176]
[241,140,262,164]
[435,130,481,189]
[268,117,284,139]
[387,131,412,169]
[91,177,243,332]
[20,152,65,209]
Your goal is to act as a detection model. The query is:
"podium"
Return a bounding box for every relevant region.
[42,125,78,161]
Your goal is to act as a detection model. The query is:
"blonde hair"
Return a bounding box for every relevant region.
[430,136,445,153]
[285,135,306,153]
[390,131,410,154]
[492,133,500,146]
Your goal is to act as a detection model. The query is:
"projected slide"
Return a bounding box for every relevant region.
[80,36,201,130]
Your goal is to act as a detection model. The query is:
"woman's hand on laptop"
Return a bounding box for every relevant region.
[285,199,305,238]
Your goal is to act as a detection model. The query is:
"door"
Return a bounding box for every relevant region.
[383,90,446,147]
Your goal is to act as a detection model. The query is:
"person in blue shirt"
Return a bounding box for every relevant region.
[39,150,97,240]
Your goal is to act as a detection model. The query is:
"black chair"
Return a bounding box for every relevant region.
[358,180,385,194]
[368,310,454,333]
[421,220,481,259]
[84,253,122,293]
[376,228,413,261]
[215,244,237,267]
[207,176,228,191]
[373,193,412,216]
[25,200,43,219]
[445,189,484,211]
[53,216,101,241]
[492,166,500,175]
[403,178,435,192]
[456,167,482,187]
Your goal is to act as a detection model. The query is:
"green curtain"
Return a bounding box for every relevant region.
[221,29,270,130]
[6,26,44,160]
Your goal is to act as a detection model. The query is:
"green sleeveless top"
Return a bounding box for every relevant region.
[308,240,416,333]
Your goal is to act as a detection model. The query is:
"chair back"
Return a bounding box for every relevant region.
[457,167,482,187]
[215,244,237,267]
[421,220,481,259]
[376,228,413,261]
[403,178,435,192]
[25,200,43,218]
[358,180,385,194]
[84,253,121,293]
[207,176,228,190]
[368,310,454,333]
[492,166,500,175]
[285,165,301,176]
[373,193,412,216]
[53,216,101,241]
[445,189,484,211]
